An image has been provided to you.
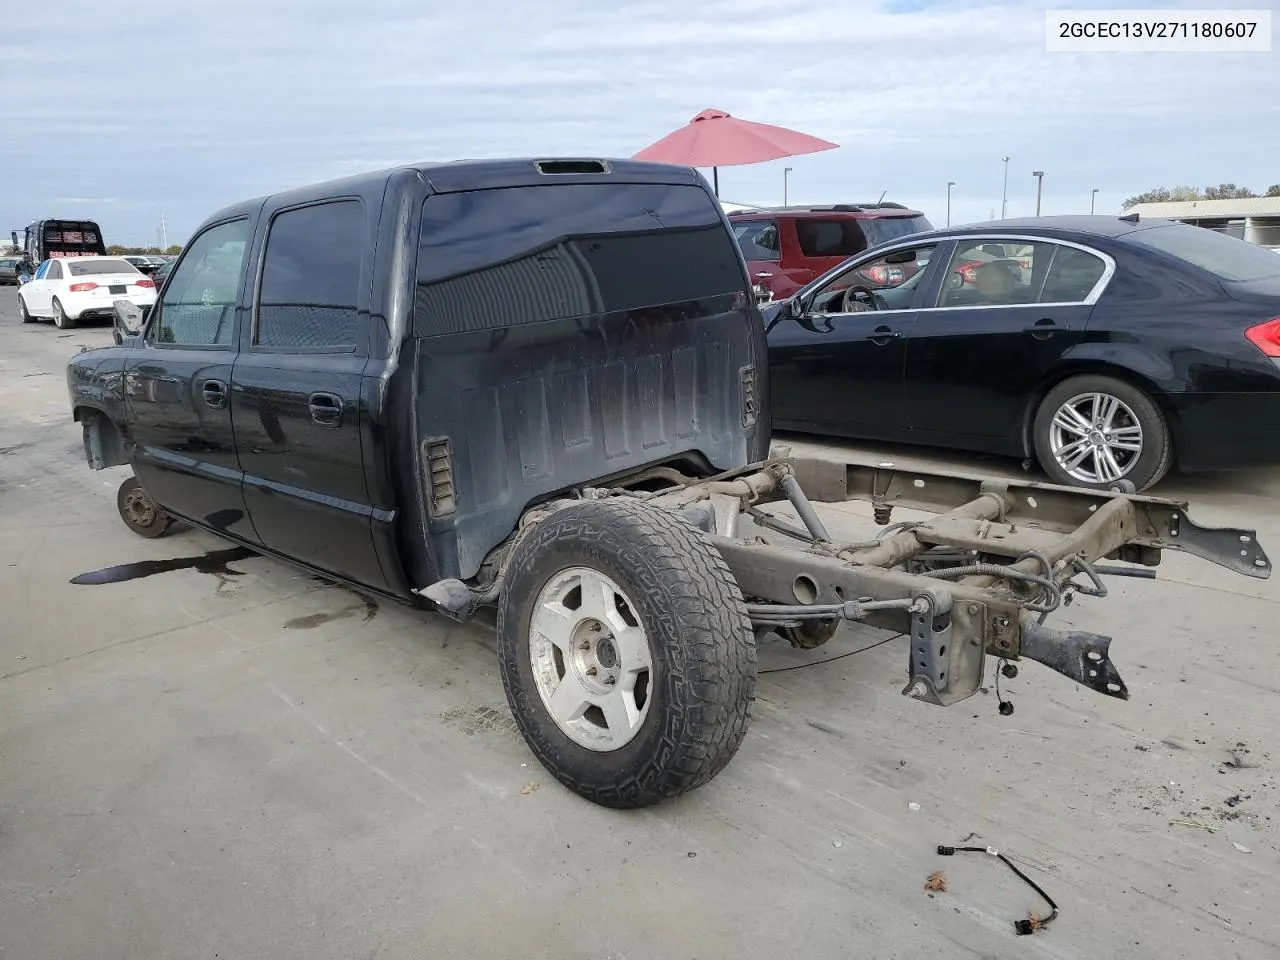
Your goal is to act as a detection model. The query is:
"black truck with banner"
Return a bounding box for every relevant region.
[12,218,107,276]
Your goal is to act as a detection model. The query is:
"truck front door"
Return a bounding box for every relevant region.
[230,198,386,589]
[123,217,258,541]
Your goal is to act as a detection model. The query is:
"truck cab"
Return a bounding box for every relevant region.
[68,158,769,600]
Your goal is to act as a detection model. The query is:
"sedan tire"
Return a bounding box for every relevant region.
[52,297,76,330]
[1033,374,1172,492]
[17,295,35,324]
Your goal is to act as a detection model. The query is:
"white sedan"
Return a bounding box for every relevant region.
[17,256,158,329]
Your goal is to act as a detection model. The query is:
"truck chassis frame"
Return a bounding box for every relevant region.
[432,454,1270,710]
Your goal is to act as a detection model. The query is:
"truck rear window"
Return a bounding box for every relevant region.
[413,183,746,337]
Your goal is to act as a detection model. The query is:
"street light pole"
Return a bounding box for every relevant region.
[784,166,792,206]
[1090,188,1099,214]
[1001,156,1009,218]
[946,180,955,226]
[1032,170,1044,216]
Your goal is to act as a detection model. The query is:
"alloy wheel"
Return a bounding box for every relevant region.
[528,566,653,752]
[1048,391,1144,485]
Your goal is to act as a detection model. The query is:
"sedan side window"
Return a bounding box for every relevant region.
[1039,245,1108,303]
[808,244,938,314]
[938,240,1044,308]
[47,261,63,280]
[152,219,250,346]
[34,260,51,280]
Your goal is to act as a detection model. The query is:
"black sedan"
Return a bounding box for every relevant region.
[763,215,1280,491]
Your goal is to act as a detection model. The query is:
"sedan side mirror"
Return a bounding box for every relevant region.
[112,299,146,345]
[786,296,806,318]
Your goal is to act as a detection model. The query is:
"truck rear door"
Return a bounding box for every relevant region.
[230,196,387,590]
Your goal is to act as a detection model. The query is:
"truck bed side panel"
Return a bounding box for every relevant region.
[408,180,766,581]
[413,306,757,579]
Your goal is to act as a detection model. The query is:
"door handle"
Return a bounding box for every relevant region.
[865,326,902,344]
[201,379,227,409]
[308,392,344,427]
[1023,319,1067,339]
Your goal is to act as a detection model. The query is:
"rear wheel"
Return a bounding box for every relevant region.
[117,477,172,538]
[17,295,34,323]
[52,297,76,330]
[1033,375,1171,492]
[497,499,757,808]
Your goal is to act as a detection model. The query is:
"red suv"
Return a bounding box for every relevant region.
[729,204,933,301]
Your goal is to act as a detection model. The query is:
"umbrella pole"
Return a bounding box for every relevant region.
[713,167,719,197]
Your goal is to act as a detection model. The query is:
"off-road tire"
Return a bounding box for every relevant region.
[117,476,173,538]
[497,498,757,808]
[17,294,35,323]
[1033,374,1171,492]
[52,297,76,330]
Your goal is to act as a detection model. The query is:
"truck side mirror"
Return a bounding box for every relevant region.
[9,231,17,250]
[112,300,146,344]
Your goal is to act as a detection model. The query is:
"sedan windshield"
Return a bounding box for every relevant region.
[66,259,141,276]
[1126,224,1280,283]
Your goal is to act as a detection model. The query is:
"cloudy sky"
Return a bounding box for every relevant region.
[2,0,1275,245]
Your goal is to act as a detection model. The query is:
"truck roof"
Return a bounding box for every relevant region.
[202,158,707,225]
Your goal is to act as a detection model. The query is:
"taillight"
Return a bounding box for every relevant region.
[69,282,98,292]
[135,279,155,288]
[1245,317,1280,357]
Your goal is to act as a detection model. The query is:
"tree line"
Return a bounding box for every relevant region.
[1123,183,1280,209]
[107,244,184,255]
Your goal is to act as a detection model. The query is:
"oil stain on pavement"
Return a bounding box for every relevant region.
[70,546,257,585]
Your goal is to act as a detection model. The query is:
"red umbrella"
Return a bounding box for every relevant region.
[633,108,838,196]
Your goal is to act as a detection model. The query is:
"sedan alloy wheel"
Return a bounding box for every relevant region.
[1048,391,1144,485]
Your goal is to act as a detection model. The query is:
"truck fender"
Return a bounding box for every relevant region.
[74,406,131,470]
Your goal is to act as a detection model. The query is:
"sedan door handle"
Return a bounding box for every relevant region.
[865,326,902,344]
[308,392,344,427]
[201,379,227,409]
[1023,319,1068,339]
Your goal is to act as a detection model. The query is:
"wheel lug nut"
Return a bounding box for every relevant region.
[586,666,597,676]
[604,675,616,686]
[580,640,591,650]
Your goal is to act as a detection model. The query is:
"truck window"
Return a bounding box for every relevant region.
[256,200,362,349]
[413,183,746,337]
[153,219,249,346]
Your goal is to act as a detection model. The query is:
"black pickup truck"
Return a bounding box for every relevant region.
[68,158,1271,808]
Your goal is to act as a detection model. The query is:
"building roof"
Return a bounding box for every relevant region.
[1125,197,1280,219]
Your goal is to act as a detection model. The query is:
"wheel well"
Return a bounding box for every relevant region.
[75,406,131,469]
[1018,364,1175,459]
